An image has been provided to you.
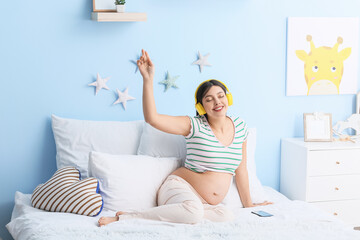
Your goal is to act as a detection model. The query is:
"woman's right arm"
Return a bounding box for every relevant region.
[138,49,191,136]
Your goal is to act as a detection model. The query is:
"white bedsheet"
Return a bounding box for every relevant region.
[7,187,360,240]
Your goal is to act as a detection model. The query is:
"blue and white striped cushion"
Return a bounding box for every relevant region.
[31,167,103,216]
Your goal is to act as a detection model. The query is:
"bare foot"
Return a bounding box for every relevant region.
[98,216,119,227]
[116,211,127,217]
[98,211,128,227]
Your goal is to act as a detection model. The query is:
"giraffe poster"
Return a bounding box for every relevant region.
[286,17,359,96]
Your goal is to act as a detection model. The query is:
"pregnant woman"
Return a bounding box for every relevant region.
[98,50,272,226]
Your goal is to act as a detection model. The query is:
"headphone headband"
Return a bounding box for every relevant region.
[194,79,231,104]
[194,79,233,115]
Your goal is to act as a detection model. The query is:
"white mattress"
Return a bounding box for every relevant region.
[6,187,360,240]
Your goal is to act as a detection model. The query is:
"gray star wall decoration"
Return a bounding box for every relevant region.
[159,71,180,92]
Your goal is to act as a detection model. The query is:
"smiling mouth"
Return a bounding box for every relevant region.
[213,106,224,112]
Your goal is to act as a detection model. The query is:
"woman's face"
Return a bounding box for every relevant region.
[201,86,228,117]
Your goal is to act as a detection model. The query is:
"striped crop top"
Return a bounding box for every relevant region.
[184,115,249,175]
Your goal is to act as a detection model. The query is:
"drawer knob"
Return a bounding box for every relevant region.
[335,187,339,191]
[334,212,338,216]
[336,161,340,165]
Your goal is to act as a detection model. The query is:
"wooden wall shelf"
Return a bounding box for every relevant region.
[91,12,147,22]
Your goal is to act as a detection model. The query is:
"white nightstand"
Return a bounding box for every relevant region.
[280,138,360,228]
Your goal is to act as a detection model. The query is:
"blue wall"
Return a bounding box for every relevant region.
[1,0,360,239]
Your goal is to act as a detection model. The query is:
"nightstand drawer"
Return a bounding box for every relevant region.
[308,150,360,176]
[307,175,360,202]
[310,200,360,226]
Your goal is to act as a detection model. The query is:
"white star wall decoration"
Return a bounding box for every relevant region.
[113,87,136,110]
[88,73,110,95]
[159,71,179,92]
[192,51,212,73]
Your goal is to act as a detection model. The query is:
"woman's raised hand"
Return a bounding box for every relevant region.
[137,49,154,81]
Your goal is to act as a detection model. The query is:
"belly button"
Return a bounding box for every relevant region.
[213,192,218,196]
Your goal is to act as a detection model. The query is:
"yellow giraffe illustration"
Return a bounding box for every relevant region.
[296,35,351,95]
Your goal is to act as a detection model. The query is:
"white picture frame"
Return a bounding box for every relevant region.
[304,113,333,142]
[286,17,359,96]
[356,91,360,114]
[93,0,116,12]
[356,92,360,135]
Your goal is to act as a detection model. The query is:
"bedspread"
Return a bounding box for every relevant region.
[7,187,360,240]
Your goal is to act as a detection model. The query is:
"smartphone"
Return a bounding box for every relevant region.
[251,210,273,217]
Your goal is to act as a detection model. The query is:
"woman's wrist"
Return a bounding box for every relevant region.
[243,200,254,208]
[143,77,154,83]
[244,203,254,208]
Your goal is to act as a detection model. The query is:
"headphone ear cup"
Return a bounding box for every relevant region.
[226,93,233,106]
[195,103,206,115]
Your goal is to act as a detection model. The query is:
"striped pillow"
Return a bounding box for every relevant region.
[31,167,103,216]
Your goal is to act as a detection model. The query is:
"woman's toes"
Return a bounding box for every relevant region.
[98,217,110,226]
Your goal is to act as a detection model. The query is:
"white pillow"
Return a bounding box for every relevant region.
[89,151,181,212]
[222,128,267,208]
[137,122,187,160]
[52,115,144,178]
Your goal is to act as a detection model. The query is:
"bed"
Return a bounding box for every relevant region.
[7,187,360,240]
[6,115,360,240]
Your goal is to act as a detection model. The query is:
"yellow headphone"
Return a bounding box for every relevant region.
[194,79,233,115]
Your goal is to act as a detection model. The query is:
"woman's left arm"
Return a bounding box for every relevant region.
[235,140,273,208]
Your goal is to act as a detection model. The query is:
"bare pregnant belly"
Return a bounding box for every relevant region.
[171,167,233,205]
